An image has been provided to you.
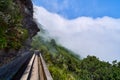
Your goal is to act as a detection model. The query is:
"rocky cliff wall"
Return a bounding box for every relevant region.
[0,0,40,66]
[15,0,40,52]
[15,0,40,37]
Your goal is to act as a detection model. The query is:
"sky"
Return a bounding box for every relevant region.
[33,0,120,19]
[32,0,120,62]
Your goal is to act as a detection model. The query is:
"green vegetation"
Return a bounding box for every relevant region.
[32,35,80,80]
[0,0,28,49]
[32,30,120,80]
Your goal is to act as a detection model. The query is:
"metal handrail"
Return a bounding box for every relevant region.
[20,51,53,80]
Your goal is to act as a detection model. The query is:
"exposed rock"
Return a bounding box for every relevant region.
[15,0,40,37]
[15,0,40,53]
[0,0,40,66]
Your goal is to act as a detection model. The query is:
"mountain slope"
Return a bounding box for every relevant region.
[32,25,120,80]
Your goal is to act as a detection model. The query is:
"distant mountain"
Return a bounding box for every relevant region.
[31,24,120,80]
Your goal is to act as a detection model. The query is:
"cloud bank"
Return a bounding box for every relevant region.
[33,6,120,62]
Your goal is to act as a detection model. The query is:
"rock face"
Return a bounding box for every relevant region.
[0,0,40,66]
[15,0,40,37]
[15,0,40,52]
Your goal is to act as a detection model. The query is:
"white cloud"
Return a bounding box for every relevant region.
[33,6,120,62]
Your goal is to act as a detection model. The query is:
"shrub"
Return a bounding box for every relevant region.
[0,0,28,49]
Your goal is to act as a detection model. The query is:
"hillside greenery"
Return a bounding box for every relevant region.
[0,0,28,50]
[32,32,120,80]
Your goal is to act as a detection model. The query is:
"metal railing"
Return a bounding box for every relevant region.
[20,51,53,80]
[0,51,53,80]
